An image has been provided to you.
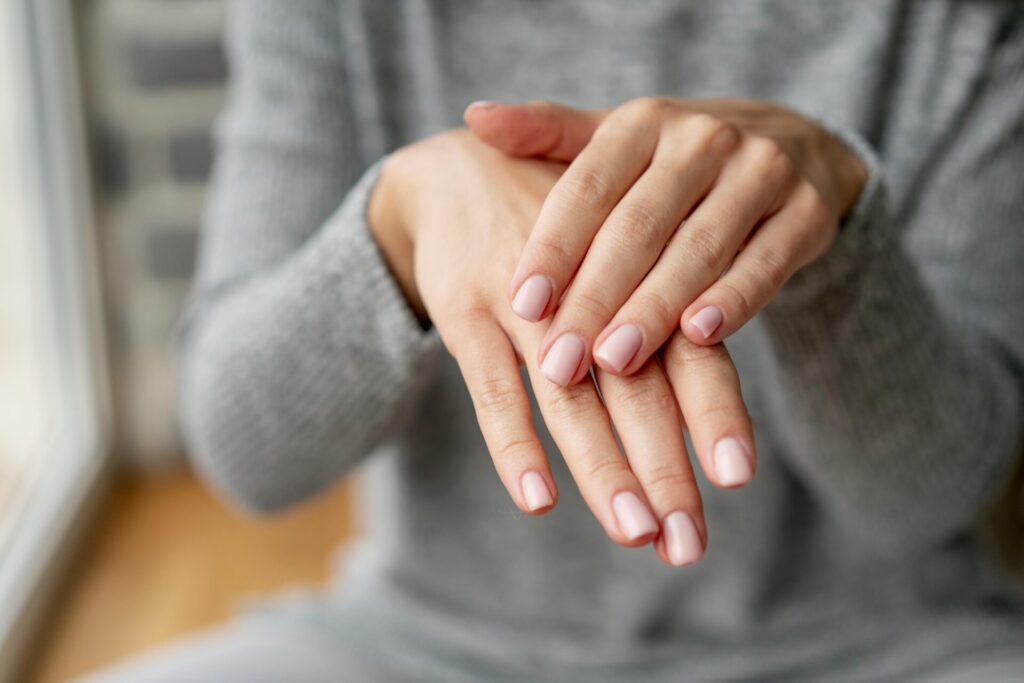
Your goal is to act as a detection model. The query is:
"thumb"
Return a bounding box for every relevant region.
[464,100,608,162]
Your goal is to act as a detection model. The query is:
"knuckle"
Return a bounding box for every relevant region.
[638,289,677,328]
[796,182,832,226]
[691,401,749,428]
[475,376,521,414]
[558,167,615,210]
[747,137,788,181]
[679,224,727,276]
[492,436,537,463]
[716,280,756,321]
[711,120,743,154]
[610,201,667,253]
[455,300,493,323]
[624,96,670,123]
[640,463,694,498]
[545,383,594,421]
[530,232,574,268]
[665,335,729,373]
[752,244,792,291]
[686,113,739,151]
[569,289,616,323]
[614,373,677,417]
[443,304,492,355]
[582,456,633,483]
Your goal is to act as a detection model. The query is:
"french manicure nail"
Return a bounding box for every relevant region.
[688,305,724,339]
[594,324,643,373]
[540,333,585,386]
[714,437,753,487]
[663,511,704,566]
[511,274,552,322]
[612,491,659,541]
[521,471,554,511]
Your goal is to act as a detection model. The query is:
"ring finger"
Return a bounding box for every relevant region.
[593,139,797,377]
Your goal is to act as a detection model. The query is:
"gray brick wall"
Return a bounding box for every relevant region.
[81,0,226,469]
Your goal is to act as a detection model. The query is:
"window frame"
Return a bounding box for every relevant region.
[0,0,112,679]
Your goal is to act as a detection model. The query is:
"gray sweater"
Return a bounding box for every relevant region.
[179,1,1024,680]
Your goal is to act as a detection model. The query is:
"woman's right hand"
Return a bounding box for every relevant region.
[369,130,756,566]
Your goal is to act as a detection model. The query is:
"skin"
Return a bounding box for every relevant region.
[368,130,757,567]
[464,98,867,384]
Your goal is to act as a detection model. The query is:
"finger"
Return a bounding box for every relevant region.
[681,181,835,344]
[597,361,707,567]
[662,332,756,489]
[517,323,659,546]
[451,315,557,514]
[464,99,608,161]
[508,100,663,326]
[542,115,738,384]
[593,137,797,376]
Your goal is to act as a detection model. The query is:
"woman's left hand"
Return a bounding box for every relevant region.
[465,98,867,385]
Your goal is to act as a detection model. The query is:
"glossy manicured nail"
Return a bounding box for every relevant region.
[612,491,659,541]
[521,471,553,511]
[511,274,552,322]
[663,511,704,566]
[688,305,724,339]
[594,324,643,373]
[540,333,585,386]
[714,437,753,487]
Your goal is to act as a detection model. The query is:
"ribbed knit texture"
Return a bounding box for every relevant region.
[178,1,1024,680]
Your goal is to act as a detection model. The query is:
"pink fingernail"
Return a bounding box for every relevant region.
[663,511,704,566]
[521,471,554,511]
[612,491,659,541]
[540,333,585,386]
[714,437,753,487]
[688,305,724,339]
[594,324,643,373]
[467,99,499,112]
[511,275,552,322]
[463,100,500,121]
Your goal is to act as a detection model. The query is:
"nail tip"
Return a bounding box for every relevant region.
[541,333,585,386]
[593,350,625,374]
[688,306,724,340]
[511,274,552,322]
[612,491,659,541]
[713,438,754,487]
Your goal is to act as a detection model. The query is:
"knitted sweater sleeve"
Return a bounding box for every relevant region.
[758,22,1024,555]
[177,0,439,513]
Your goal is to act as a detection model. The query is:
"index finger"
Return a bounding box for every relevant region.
[449,314,558,513]
[508,105,660,324]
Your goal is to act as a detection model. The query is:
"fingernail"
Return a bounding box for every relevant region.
[594,324,643,373]
[714,437,753,487]
[511,274,552,322]
[664,511,704,566]
[520,471,553,511]
[464,100,500,120]
[688,305,724,339]
[540,333,585,386]
[612,491,659,541]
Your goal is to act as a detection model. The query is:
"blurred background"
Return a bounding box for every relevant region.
[3,3,1023,683]
[0,2,356,681]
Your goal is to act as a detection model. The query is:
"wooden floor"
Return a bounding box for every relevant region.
[28,468,356,683]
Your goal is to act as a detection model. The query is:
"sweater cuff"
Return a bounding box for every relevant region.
[317,159,441,361]
[765,122,888,314]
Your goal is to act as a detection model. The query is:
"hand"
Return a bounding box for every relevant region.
[465,98,867,384]
[369,130,757,566]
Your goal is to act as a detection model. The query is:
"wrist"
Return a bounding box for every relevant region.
[368,153,427,322]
